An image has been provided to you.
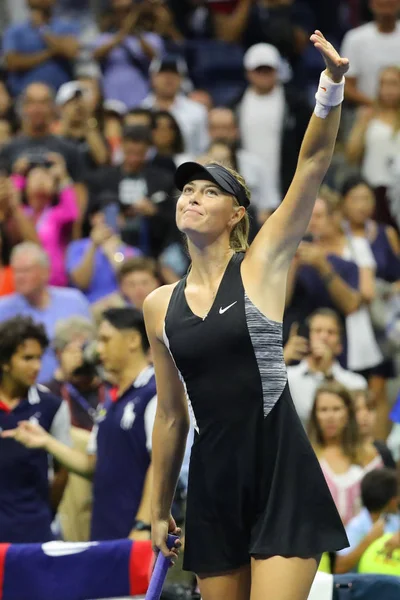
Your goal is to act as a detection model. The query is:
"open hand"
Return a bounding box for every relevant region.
[1,420,49,449]
[283,322,309,365]
[297,242,326,270]
[384,531,400,557]
[310,30,349,83]
[47,152,68,183]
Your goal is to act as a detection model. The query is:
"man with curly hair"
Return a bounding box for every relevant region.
[0,315,71,543]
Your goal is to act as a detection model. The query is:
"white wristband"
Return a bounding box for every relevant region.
[314,71,345,119]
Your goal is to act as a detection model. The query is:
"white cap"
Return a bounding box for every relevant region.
[244,43,281,71]
[55,81,85,106]
[103,99,128,116]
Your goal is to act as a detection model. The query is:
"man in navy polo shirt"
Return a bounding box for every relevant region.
[4,307,157,541]
[0,316,71,543]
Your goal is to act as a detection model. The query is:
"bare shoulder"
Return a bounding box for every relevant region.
[143,282,180,341]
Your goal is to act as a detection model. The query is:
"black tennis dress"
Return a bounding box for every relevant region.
[164,252,348,574]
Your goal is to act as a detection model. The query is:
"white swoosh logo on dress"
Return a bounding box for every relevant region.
[219,301,237,314]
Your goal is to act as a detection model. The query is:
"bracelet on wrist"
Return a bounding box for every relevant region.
[322,271,336,286]
[134,520,151,532]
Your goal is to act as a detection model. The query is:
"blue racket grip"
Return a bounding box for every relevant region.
[145,534,179,600]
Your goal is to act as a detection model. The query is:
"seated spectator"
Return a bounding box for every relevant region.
[92,256,160,325]
[308,382,366,524]
[237,43,310,208]
[86,125,177,260]
[341,176,400,285]
[0,242,91,382]
[0,83,86,237]
[309,194,383,372]
[346,67,400,227]
[2,0,79,96]
[4,308,157,542]
[56,81,110,172]
[284,196,361,363]
[66,207,141,304]
[287,308,367,427]
[335,468,400,573]
[340,0,400,106]
[93,0,164,109]
[208,106,273,223]
[0,316,71,543]
[150,110,192,172]
[354,389,396,469]
[12,153,78,287]
[142,56,209,155]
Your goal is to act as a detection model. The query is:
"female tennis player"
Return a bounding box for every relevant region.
[144,31,349,600]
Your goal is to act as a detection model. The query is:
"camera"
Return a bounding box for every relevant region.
[72,341,101,378]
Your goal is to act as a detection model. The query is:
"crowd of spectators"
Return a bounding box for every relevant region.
[0,0,400,593]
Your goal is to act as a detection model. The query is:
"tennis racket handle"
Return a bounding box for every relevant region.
[145,534,179,600]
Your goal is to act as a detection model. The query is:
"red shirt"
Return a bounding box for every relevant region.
[206,0,239,15]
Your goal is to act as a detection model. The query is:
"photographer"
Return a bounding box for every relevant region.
[44,316,103,542]
[11,152,78,287]
[45,316,102,431]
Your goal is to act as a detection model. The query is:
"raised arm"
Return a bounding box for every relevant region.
[247,32,349,273]
[345,107,374,165]
[143,287,189,559]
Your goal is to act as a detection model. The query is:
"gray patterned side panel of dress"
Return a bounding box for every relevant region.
[244,293,288,417]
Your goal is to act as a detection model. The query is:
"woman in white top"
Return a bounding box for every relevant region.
[346,66,400,228]
[308,381,374,525]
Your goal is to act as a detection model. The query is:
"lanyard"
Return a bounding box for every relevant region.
[61,383,106,423]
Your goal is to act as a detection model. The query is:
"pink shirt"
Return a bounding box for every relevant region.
[12,175,78,286]
[320,459,364,525]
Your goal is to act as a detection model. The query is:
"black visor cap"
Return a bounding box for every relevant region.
[174,162,250,208]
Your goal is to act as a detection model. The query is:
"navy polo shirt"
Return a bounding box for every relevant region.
[0,386,71,543]
[88,366,157,541]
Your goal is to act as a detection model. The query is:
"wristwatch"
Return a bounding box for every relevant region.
[134,520,151,532]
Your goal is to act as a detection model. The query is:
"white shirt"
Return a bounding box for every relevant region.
[239,85,284,208]
[362,119,400,187]
[236,148,273,211]
[340,22,400,99]
[287,360,367,426]
[142,94,209,156]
